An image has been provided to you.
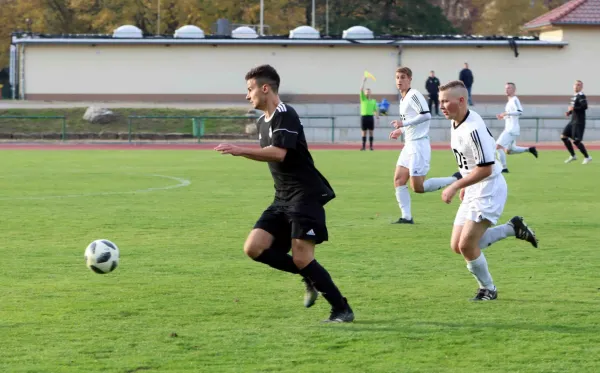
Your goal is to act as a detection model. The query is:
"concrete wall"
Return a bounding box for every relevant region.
[23,44,399,98]
[401,27,600,99]
[290,102,600,143]
[18,25,600,103]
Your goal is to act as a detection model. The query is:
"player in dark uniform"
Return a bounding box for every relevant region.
[214,64,354,323]
[561,80,592,164]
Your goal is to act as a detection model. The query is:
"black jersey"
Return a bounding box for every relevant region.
[256,103,335,205]
[569,92,588,126]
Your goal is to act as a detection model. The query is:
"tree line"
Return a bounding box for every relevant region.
[0,0,570,67]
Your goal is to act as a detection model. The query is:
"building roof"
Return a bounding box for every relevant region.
[523,0,600,29]
[11,32,567,48]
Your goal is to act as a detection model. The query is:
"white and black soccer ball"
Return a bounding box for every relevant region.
[84,239,120,274]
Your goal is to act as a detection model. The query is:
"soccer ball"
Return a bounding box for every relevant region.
[84,239,120,274]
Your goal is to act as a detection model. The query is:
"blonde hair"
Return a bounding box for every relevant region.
[439,80,466,91]
[395,67,413,78]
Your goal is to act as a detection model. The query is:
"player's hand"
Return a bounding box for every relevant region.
[389,128,403,140]
[214,143,243,156]
[441,185,459,204]
[568,106,574,112]
[565,111,571,117]
[496,113,505,120]
[391,120,403,129]
[459,188,465,201]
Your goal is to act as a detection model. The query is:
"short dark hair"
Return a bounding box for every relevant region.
[245,64,280,93]
[506,82,516,88]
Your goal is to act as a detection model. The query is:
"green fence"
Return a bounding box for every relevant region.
[127,115,336,143]
[0,115,67,140]
[0,114,598,143]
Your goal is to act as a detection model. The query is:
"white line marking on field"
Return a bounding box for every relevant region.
[0,174,191,201]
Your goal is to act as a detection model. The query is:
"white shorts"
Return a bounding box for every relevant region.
[496,130,519,149]
[453,174,507,226]
[396,139,431,177]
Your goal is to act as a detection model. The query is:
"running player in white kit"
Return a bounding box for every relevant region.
[438,80,538,301]
[495,82,538,173]
[389,67,460,224]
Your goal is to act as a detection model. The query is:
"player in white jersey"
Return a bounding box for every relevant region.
[438,80,538,301]
[388,67,461,224]
[495,82,538,173]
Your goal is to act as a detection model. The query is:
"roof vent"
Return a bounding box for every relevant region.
[113,25,143,38]
[342,26,374,39]
[289,25,320,39]
[174,25,205,38]
[232,26,258,39]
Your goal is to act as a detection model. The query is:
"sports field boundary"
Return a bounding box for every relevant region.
[1,141,600,151]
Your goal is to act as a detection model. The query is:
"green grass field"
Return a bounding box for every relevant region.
[0,149,598,373]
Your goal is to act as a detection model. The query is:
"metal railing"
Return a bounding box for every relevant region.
[128,115,336,143]
[1,114,597,143]
[0,115,67,140]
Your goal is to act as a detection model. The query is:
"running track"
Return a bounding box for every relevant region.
[0,142,599,150]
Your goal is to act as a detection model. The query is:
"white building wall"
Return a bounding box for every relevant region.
[24,44,399,96]
[19,26,600,101]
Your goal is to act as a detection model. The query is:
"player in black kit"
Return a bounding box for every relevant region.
[561,80,592,164]
[214,64,354,323]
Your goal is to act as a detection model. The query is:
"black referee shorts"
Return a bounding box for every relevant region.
[361,116,374,131]
[562,123,585,142]
[253,201,328,251]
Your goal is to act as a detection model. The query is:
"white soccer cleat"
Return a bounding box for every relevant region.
[583,157,592,165]
[565,156,577,164]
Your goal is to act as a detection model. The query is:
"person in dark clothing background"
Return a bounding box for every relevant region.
[459,63,474,106]
[425,70,441,116]
[561,80,591,164]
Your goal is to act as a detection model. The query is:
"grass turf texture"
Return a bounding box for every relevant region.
[0,108,249,135]
[0,149,598,373]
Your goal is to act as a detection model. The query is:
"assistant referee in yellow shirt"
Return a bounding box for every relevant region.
[360,76,379,150]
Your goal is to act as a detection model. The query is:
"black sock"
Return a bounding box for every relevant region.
[575,142,589,158]
[562,138,575,156]
[369,136,373,148]
[254,249,299,274]
[361,136,366,148]
[299,260,345,310]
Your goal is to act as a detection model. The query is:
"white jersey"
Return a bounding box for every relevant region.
[503,96,523,135]
[399,89,430,142]
[451,110,502,179]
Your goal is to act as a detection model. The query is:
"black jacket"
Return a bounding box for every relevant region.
[459,68,474,87]
[425,77,440,95]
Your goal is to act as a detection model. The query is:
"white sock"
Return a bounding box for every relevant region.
[423,177,457,192]
[497,149,507,168]
[479,224,514,250]
[509,145,529,154]
[395,185,412,220]
[466,253,495,290]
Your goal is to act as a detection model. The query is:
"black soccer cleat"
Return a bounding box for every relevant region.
[471,288,498,301]
[302,278,319,308]
[452,171,463,180]
[392,217,414,224]
[323,298,354,323]
[529,147,538,158]
[502,168,509,173]
[508,216,538,248]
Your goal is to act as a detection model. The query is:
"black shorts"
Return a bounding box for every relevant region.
[361,116,374,131]
[253,201,328,252]
[562,123,585,141]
